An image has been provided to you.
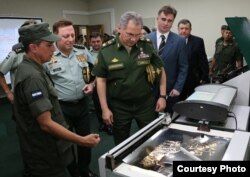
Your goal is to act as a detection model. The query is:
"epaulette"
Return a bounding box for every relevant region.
[12,43,24,54]
[73,44,86,49]
[102,38,115,48]
[139,37,152,43]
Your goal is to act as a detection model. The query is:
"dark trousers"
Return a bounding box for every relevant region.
[59,97,91,174]
[179,82,196,101]
[22,165,71,177]
[165,96,179,115]
[24,172,69,177]
[110,94,155,145]
[23,167,70,177]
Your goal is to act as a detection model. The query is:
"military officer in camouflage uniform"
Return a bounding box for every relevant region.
[93,11,167,145]
[43,19,97,177]
[14,23,100,177]
[0,20,38,177]
[210,26,243,82]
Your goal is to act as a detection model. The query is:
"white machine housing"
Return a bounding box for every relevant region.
[173,84,237,122]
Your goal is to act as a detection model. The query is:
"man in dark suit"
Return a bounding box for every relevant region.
[177,19,209,100]
[146,5,188,114]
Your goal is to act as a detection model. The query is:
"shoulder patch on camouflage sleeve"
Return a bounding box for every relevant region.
[31,89,44,100]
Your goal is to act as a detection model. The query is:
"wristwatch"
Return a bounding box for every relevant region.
[159,95,168,100]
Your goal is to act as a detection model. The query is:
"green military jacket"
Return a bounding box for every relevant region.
[214,39,241,74]
[93,36,164,101]
[14,56,73,176]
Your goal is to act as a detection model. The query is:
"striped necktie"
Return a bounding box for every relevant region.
[158,35,166,56]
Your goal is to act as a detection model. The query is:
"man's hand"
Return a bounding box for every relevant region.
[82,83,94,95]
[102,108,113,126]
[6,91,14,104]
[81,134,100,147]
[155,97,166,112]
[169,89,180,97]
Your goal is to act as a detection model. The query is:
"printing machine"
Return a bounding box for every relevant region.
[98,113,250,177]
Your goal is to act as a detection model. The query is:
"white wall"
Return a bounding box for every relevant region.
[0,0,89,26]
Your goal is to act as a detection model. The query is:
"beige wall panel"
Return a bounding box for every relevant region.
[89,13,111,35]
[0,0,89,26]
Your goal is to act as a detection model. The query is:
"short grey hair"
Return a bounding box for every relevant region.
[120,11,143,29]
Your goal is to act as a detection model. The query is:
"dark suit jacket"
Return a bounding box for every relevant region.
[187,35,208,82]
[146,31,188,94]
[180,35,209,100]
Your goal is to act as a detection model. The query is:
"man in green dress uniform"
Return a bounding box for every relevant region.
[93,11,167,145]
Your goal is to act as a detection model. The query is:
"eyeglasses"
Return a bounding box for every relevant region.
[124,31,141,39]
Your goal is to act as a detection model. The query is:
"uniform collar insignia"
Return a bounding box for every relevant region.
[50,56,58,63]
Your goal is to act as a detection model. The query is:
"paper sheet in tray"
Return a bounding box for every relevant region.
[121,124,231,177]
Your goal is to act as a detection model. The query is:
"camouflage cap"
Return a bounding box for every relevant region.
[18,22,60,42]
[224,25,231,31]
[220,25,228,30]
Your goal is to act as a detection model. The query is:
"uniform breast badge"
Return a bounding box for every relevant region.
[108,58,124,71]
[137,48,150,65]
[76,54,87,63]
[48,56,64,74]
[138,48,149,59]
